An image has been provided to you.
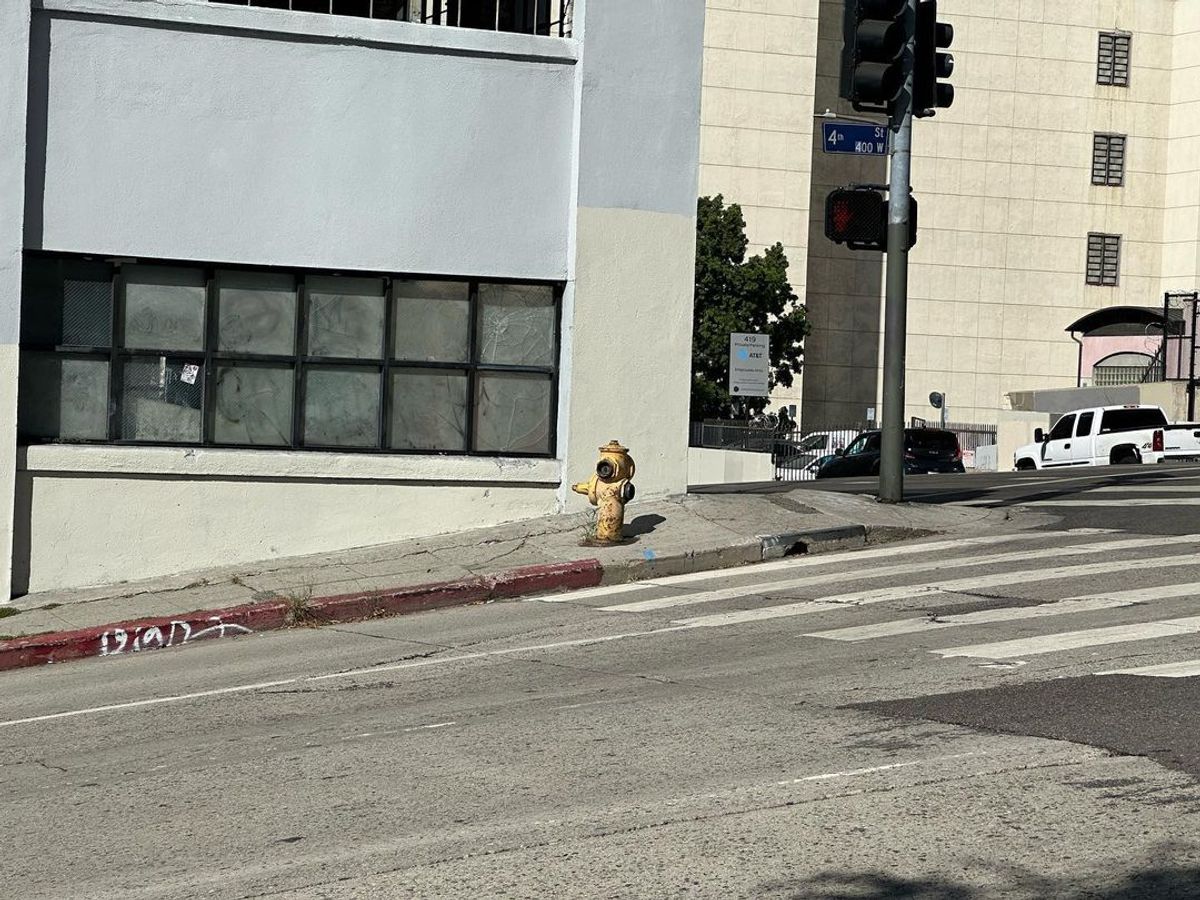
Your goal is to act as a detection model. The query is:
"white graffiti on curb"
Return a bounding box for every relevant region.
[98,618,252,657]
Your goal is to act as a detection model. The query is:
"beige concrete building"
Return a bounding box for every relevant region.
[700,0,1200,428]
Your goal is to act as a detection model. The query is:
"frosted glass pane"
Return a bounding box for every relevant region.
[218,271,296,355]
[392,280,470,363]
[214,365,294,446]
[389,369,468,451]
[120,356,204,442]
[303,367,380,447]
[477,284,555,367]
[22,258,113,348]
[18,354,109,440]
[474,372,552,454]
[124,265,207,351]
[307,276,386,359]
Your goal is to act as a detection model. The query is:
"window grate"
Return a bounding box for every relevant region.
[205,0,573,37]
[1091,133,1127,186]
[18,253,562,458]
[1097,31,1131,86]
[1086,233,1121,286]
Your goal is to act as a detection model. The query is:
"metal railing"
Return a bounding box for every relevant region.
[692,420,999,482]
[207,0,573,37]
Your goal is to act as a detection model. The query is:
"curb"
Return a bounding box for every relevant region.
[0,522,917,673]
[0,560,603,673]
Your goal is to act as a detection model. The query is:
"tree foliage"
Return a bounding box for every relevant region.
[691,195,809,420]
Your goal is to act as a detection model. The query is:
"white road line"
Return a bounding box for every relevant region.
[0,627,701,728]
[529,531,1090,604]
[1098,659,1200,678]
[804,582,1200,642]
[1088,485,1200,493]
[933,615,1200,659]
[670,553,1200,628]
[0,679,298,729]
[601,534,1200,614]
[1024,499,1200,507]
[776,751,987,785]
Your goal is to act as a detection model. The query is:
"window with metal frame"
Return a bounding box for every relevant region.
[1091,133,1127,186]
[18,254,561,457]
[1097,31,1131,86]
[1086,233,1121,286]
[205,0,573,36]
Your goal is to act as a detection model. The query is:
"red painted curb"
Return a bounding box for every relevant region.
[0,558,603,673]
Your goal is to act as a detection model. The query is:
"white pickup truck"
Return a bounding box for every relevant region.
[1014,405,1167,470]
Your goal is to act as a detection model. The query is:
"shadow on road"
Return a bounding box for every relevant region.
[764,859,1200,899]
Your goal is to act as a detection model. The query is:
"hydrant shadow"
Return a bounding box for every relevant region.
[624,514,666,537]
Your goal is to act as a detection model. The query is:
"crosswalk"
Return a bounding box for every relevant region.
[531,528,1200,678]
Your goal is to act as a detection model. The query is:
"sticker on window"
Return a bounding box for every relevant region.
[181,364,200,385]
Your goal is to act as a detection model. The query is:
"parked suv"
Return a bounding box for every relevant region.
[815,428,965,479]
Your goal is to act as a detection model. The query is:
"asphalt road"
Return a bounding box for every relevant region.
[717,460,1200,535]
[6,469,1200,898]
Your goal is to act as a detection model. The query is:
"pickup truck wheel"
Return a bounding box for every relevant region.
[1015,459,1036,471]
[1112,448,1140,465]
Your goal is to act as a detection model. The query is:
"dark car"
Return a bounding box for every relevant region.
[815,428,965,479]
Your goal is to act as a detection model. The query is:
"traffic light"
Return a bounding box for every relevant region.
[825,188,887,251]
[825,188,918,252]
[840,0,910,110]
[913,0,954,116]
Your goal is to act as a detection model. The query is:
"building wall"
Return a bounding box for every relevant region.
[561,0,704,503]
[1161,1,1200,292]
[0,3,31,601]
[8,0,706,596]
[801,0,1180,428]
[697,0,820,412]
[27,1,576,280]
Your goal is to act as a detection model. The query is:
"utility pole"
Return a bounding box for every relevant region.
[877,0,915,504]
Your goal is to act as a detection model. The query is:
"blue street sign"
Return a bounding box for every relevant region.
[822,121,890,156]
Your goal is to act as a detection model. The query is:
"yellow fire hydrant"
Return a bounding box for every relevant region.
[572,440,636,543]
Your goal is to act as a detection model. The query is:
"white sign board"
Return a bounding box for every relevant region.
[729,332,770,398]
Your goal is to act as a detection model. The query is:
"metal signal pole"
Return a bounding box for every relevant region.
[878,0,916,504]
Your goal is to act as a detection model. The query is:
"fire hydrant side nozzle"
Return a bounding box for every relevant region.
[572,440,635,543]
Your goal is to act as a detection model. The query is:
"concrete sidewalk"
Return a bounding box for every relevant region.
[0,488,1016,671]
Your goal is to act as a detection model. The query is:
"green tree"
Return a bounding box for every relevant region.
[691,195,809,420]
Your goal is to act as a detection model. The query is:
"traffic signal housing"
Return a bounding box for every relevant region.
[825,188,918,252]
[840,0,910,111]
[913,0,954,116]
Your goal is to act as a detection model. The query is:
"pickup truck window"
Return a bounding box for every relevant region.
[1049,414,1076,441]
[1076,412,1095,437]
[1099,408,1168,434]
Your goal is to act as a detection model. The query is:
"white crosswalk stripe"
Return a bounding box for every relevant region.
[1024,499,1200,507]
[802,583,1200,642]
[529,530,1112,605]
[933,615,1200,660]
[603,535,1200,614]
[537,525,1200,677]
[1098,659,1200,678]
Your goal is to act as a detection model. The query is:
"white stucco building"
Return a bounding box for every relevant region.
[700,0,1200,428]
[1,0,704,597]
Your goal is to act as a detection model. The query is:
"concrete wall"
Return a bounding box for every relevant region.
[0,3,31,601]
[560,0,704,504]
[14,446,559,593]
[687,447,774,486]
[1006,380,1189,421]
[27,0,576,279]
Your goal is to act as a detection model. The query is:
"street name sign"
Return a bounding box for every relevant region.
[822,121,889,156]
[729,332,769,397]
